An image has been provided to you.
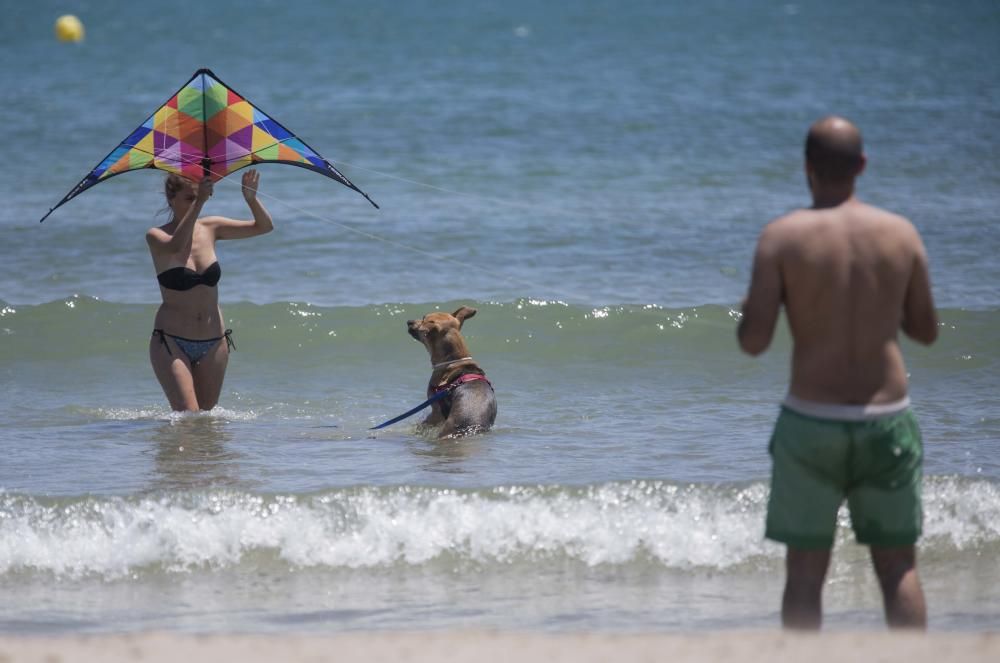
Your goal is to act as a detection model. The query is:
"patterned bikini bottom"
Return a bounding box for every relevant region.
[152,329,235,365]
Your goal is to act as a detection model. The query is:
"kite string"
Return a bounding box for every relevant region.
[329,159,549,212]
[209,169,572,299]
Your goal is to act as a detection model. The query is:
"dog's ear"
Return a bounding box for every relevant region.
[452,306,477,327]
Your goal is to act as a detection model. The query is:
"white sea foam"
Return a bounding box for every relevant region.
[0,478,995,579]
[87,407,260,422]
[922,476,1000,548]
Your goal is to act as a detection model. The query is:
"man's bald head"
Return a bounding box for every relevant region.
[805,116,865,183]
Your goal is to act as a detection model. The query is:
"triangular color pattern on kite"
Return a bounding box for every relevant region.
[40,68,378,221]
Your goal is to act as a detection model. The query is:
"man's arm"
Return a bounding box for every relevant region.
[738,225,783,356]
[901,234,938,345]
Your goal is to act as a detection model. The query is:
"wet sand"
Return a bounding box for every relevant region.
[1,630,998,663]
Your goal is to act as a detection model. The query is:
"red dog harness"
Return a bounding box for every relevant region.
[435,373,492,394]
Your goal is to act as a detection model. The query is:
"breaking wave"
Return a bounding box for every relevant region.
[2,476,996,579]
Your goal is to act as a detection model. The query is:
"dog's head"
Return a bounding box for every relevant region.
[407,306,477,360]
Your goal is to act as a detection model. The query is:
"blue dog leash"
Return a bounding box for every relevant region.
[370,390,451,430]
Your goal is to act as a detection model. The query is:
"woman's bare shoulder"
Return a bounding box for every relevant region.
[146,224,171,243]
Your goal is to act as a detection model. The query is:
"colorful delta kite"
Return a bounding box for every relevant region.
[40,68,377,221]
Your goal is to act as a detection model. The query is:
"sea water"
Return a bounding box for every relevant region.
[1,0,998,633]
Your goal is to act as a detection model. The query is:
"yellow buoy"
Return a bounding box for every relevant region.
[54,15,85,43]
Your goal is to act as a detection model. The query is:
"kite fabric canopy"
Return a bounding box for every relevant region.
[40,68,378,222]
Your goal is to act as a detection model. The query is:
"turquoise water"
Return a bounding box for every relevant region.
[1,0,998,633]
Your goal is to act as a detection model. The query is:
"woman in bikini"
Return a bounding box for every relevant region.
[147,170,272,411]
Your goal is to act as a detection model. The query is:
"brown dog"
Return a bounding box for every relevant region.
[406,306,497,438]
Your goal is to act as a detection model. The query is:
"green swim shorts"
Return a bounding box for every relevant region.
[765,406,923,549]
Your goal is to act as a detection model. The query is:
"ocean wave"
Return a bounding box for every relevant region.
[0,297,996,365]
[1,477,996,579]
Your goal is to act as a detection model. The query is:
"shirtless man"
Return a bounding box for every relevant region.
[738,116,938,630]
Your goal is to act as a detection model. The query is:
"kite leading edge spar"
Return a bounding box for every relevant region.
[40,68,378,222]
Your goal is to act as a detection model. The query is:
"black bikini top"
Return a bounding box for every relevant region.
[156,261,221,291]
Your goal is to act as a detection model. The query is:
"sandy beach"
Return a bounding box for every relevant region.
[1,631,998,663]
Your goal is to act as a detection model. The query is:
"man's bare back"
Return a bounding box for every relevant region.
[738,120,937,406]
[742,199,936,404]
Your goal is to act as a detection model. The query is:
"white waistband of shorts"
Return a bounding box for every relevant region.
[782,394,911,422]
